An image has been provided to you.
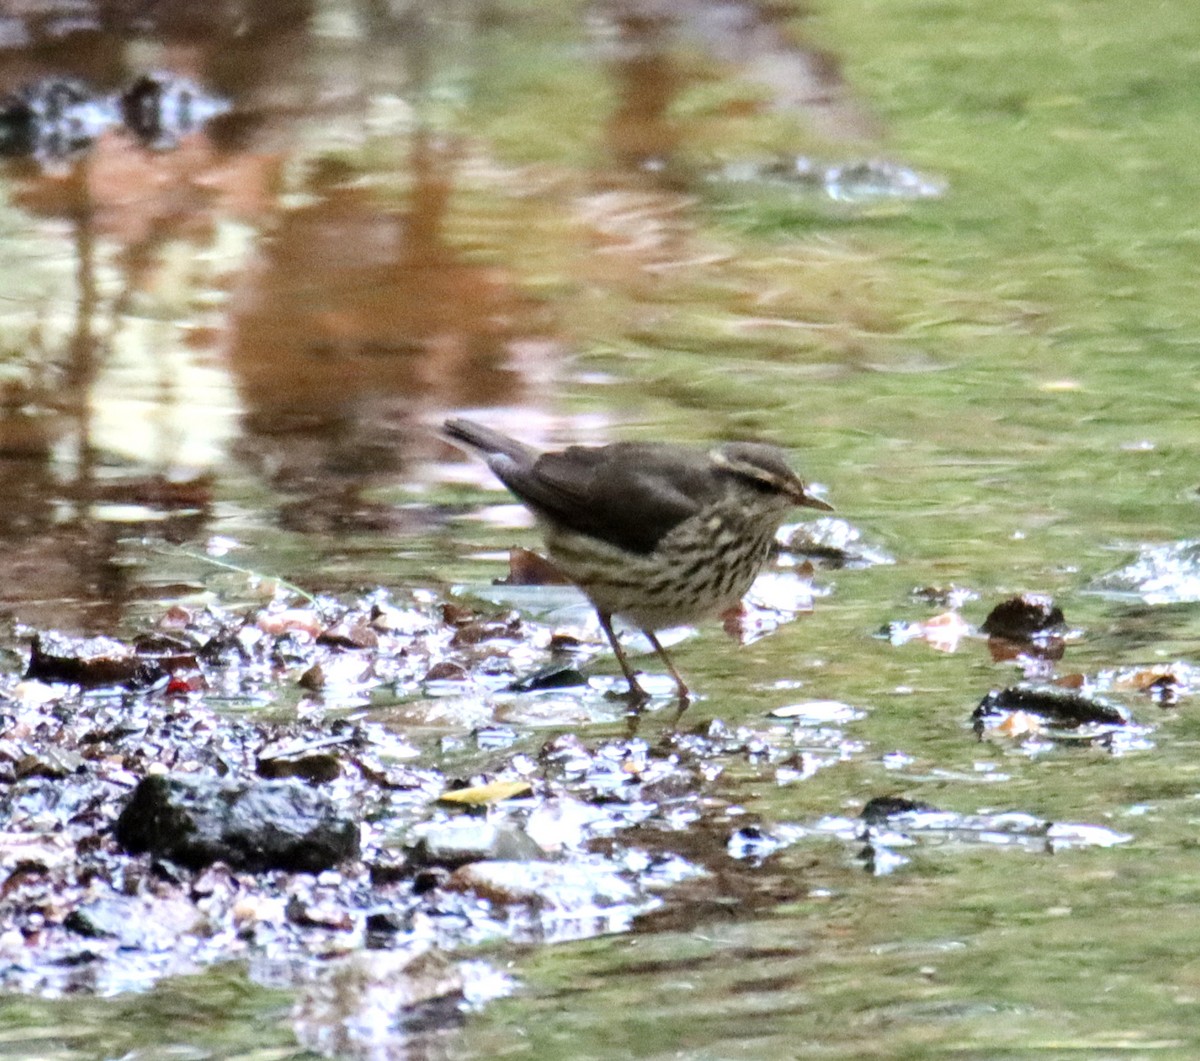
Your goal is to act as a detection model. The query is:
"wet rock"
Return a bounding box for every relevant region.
[777,517,893,568]
[440,603,476,627]
[1090,540,1200,604]
[450,616,521,647]
[472,725,519,750]
[286,895,354,932]
[257,736,345,784]
[318,619,379,650]
[507,664,587,692]
[297,655,375,698]
[981,593,1065,641]
[120,72,230,150]
[718,156,945,204]
[258,608,323,639]
[26,633,164,690]
[64,896,202,949]
[860,795,940,825]
[14,746,84,780]
[405,819,545,869]
[422,661,468,682]
[351,754,433,791]
[973,684,1129,730]
[538,733,592,765]
[115,774,360,873]
[0,77,116,164]
[446,860,638,911]
[911,585,978,608]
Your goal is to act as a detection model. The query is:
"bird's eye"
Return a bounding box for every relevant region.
[743,473,781,495]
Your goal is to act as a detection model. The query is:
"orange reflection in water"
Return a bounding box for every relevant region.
[226,136,555,503]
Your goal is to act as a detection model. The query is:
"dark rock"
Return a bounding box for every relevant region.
[256,750,341,784]
[423,661,468,682]
[3,77,114,163]
[318,619,379,650]
[412,867,450,895]
[26,633,164,689]
[981,593,1065,641]
[507,665,587,692]
[973,684,1129,729]
[115,773,360,872]
[365,909,406,936]
[120,73,229,151]
[860,795,940,825]
[450,617,521,647]
[257,736,349,783]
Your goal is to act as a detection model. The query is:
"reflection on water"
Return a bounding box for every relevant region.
[0,0,884,630]
[226,138,543,512]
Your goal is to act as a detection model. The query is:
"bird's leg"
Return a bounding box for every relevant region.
[597,611,649,705]
[645,630,691,706]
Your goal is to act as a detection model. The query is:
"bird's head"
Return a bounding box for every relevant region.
[710,442,834,512]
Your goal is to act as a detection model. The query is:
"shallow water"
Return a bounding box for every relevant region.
[2,0,1200,1056]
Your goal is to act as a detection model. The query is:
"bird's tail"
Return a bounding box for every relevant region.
[443,418,538,463]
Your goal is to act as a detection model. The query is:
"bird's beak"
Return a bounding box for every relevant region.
[795,487,834,511]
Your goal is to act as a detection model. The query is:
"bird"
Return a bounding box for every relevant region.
[443,418,833,705]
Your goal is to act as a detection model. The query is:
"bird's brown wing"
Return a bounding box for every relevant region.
[491,442,721,555]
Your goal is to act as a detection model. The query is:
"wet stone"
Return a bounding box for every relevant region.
[973,684,1129,729]
[450,617,521,647]
[256,747,342,784]
[317,618,379,650]
[14,746,84,780]
[860,795,941,825]
[507,664,588,692]
[446,860,638,911]
[472,725,519,750]
[423,661,468,682]
[981,593,1065,641]
[538,733,592,767]
[25,633,164,690]
[1090,540,1200,604]
[405,819,545,869]
[777,517,893,569]
[119,72,230,150]
[64,896,202,949]
[115,773,360,873]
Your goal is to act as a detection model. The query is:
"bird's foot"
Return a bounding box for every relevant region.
[604,678,652,710]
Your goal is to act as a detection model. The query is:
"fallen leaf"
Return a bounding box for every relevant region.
[438,780,532,806]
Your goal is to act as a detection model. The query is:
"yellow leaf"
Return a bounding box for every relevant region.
[438,780,532,806]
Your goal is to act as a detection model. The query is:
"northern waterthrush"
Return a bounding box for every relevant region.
[444,418,833,703]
